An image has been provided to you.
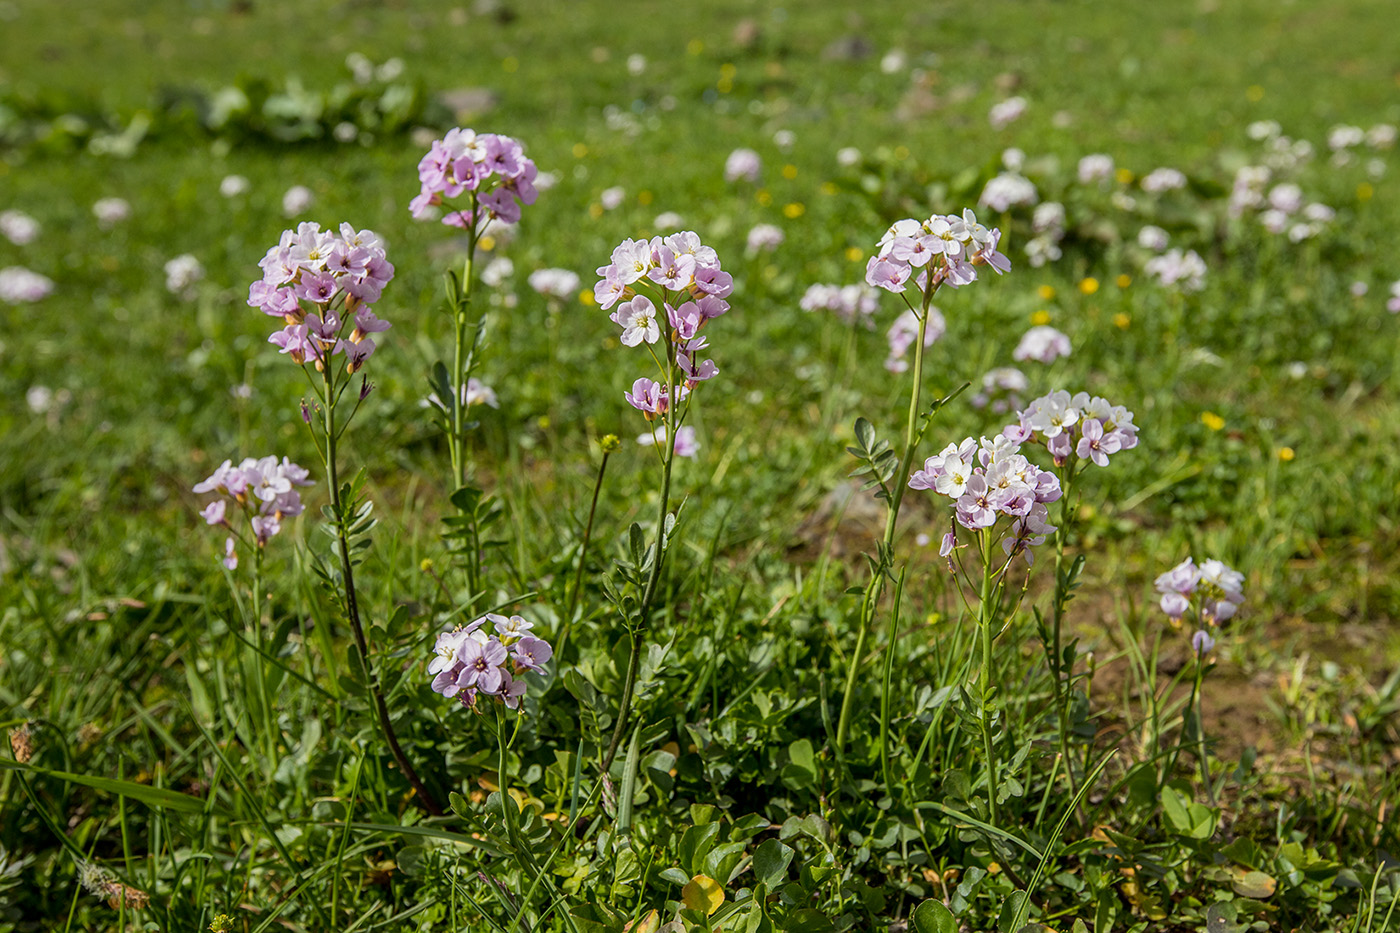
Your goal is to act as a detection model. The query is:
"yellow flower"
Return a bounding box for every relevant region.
[1079,277,1100,295]
[1246,84,1265,102]
[1036,284,1056,301]
[600,434,622,453]
[1113,312,1131,329]
[588,203,604,219]
[638,190,654,206]
[479,235,496,252]
[1358,182,1374,202]
[1031,310,1051,325]
[571,142,588,158]
[845,246,864,262]
[1201,411,1225,431]
[1115,168,1135,185]
[756,189,772,206]
[783,202,805,218]
[1116,274,1132,288]
[1277,446,1295,461]
[782,164,798,179]
[579,290,595,306]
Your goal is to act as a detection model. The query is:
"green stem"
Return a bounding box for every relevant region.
[558,449,612,659]
[321,365,443,816]
[978,528,1000,829]
[601,330,677,772]
[1050,466,1077,794]
[835,296,932,757]
[250,547,273,762]
[450,208,479,493]
[1192,659,1215,805]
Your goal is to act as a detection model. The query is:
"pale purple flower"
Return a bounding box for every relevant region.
[600,186,626,210]
[0,210,39,245]
[746,223,784,255]
[1077,154,1114,186]
[220,175,251,198]
[1144,248,1207,292]
[512,635,554,672]
[528,267,581,299]
[1136,225,1169,252]
[612,295,661,346]
[724,148,762,184]
[979,173,1038,213]
[165,254,204,300]
[1191,630,1216,655]
[282,185,315,216]
[1013,326,1071,364]
[410,127,538,229]
[988,96,1027,130]
[0,267,54,304]
[884,307,945,373]
[456,637,509,694]
[92,198,131,228]
[1140,167,1187,193]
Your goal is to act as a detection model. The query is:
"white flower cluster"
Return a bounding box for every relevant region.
[979,173,1039,213]
[971,367,1028,414]
[909,433,1061,565]
[799,282,880,326]
[0,266,54,304]
[1009,390,1139,468]
[528,267,581,299]
[885,307,945,373]
[1144,248,1207,293]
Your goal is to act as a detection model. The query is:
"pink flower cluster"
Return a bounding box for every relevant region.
[194,456,314,568]
[1143,248,1207,293]
[1012,325,1071,364]
[410,127,539,227]
[593,231,731,420]
[885,307,945,372]
[0,267,54,304]
[865,209,1009,295]
[1008,390,1139,468]
[528,267,581,300]
[910,434,1061,565]
[248,222,394,374]
[1155,556,1245,653]
[799,282,880,326]
[971,367,1029,414]
[428,613,553,710]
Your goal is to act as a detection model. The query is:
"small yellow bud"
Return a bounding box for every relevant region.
[1036,284,1056,301]
[1277,446,1295,461]
[1116,274,1132,288]
[1078,277,1100,295]
[1030,310,1051,325]
[782,202,805,218]
[420,558,435,573]
[1113,312,1131,329]
[600,434,622,453]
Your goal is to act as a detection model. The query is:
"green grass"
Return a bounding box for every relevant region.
[3,1,1400,930]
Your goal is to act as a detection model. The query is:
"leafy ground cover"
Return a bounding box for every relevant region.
[2,1,1399,931]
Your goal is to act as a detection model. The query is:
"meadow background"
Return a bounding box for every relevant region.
[2,0,1399,931]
